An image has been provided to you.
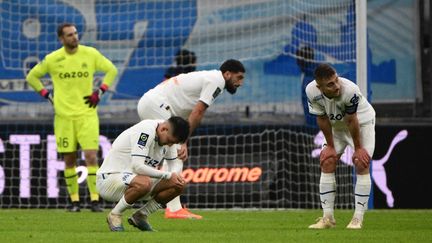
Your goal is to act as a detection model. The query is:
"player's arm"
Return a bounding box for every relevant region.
[344,92,370,168]
[131,156,172,179]
[130,130,172,179]
[316,114,334,147]
[95,50,118,88]
[316,114,338,164]
[345,112,369,168]
[175,101,207,162]
[191,78,223,136]
[344,112,361,150]
[84,49,118,108]
[26,59,53,103]
[188,101,208,136]
[306,83,337,161]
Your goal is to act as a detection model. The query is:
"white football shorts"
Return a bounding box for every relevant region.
[96,172,161,202]
[324,118,375,158]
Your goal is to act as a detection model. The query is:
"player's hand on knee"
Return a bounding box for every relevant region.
[320,146,337,162]
[170,173,186,190]
[320,155,338,170]
[352,148,370,169]
[177,143,188,161]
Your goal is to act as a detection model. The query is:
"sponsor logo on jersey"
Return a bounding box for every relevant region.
[144,157,160,167]
[137,133,149,146]
[58,71,89,79]
[212,87,222,99]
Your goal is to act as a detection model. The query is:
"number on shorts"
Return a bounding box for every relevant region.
[57,137,69,148]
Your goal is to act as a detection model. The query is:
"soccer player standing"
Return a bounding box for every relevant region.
[26,23,118,212]
[306,64,375,229]
[136,59,245,219]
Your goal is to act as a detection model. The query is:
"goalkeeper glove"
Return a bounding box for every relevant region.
[83,84,108,108]
[39,89,53,104]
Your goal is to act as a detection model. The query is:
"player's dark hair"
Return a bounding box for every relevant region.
[57,23,76,37]
[314,63,336,81]
[220,59,245,74]
[168,116,190,143]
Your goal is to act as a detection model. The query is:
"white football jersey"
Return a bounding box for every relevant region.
[98,119,177,174]
[306,77,375,129]
[146,70,225,119]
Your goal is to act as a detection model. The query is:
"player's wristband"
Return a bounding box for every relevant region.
[162,172,172,180]
[99,84,109,94]
[39,89,49,98]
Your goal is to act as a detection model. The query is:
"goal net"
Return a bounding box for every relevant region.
[0,124,355,209]
[0,0,364,209]
[0,0,364,121]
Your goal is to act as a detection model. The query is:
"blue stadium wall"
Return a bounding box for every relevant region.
[0,0,419,105]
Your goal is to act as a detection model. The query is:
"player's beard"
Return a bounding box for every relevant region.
[226,85,237,94]
[226,80,237,94]
[65,41,78,50]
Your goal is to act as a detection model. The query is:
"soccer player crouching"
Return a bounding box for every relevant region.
[96,117,189,231]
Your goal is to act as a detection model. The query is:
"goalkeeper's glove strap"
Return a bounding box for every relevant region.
[39,89,53,104]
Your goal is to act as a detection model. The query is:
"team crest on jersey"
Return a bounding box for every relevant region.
[213,87,222,99]
[82,63,87,69]
[137,133,149,146]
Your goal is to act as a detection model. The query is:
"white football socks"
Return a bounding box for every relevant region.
[320,172,336,220]
[111,195,133,215]
[354,174,371,220]
[138,199,162,216]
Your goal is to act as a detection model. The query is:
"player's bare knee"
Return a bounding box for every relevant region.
[84,151,98,165]
[168,181,186,196]
[177,182,186,193]
[320,156,337,173]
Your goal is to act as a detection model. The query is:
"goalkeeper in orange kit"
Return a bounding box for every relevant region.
[26,23,118,212]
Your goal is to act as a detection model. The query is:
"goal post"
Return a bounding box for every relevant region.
[356,0,368,99]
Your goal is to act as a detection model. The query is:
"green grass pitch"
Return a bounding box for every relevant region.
[1,209,431,243]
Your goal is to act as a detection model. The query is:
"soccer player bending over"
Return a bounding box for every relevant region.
[306,64,375,229]
[97,116,189,232]
[137,59,245,219]
[26,23,118,212]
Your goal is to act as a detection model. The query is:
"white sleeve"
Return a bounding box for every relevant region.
[131,157,171,179]
[164,145,178,160]
[343,85,361,114]
[306,86,325,116]
[129,126,171,179]
[199,79,223,106]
